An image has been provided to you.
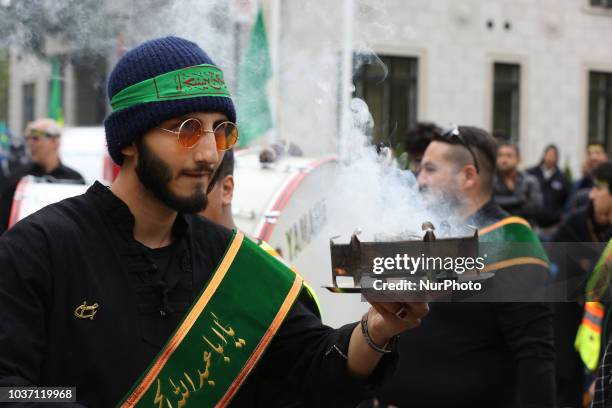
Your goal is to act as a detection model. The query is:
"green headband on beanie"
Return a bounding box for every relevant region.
[110,64,232,112]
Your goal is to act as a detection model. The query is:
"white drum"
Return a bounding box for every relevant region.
[8,177,88,228]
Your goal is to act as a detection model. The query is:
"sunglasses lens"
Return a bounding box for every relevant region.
[214,122,239,151]
[27,129,47,139]
[178,119,202,148]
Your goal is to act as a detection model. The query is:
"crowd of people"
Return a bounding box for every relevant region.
[401,123,612,408]
[405,123,610,244]
[0,36,429,408]
[1,36,612,408]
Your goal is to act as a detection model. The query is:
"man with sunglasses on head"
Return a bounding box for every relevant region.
[376,126,555,408]
[0,118,85,234]
[0,36,428,407]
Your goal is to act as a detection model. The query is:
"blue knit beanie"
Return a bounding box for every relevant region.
[104,36,236,165]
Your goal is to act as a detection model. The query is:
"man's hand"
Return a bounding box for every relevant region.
[346,302,428,377]
[367,302,429,345]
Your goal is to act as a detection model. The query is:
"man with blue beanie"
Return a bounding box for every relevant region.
[0,36,427,407]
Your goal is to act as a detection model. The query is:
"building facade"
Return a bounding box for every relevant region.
[276,0,612,175]
[7,0,612,176]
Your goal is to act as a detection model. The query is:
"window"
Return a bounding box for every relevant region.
[492,63,521,142]
[353,55,418,148]
[591,0,612,9]
[73,55,107,125]
[588,71,612,151]
[22,83,35,128]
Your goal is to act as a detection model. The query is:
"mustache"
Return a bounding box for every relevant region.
[181,164,215,174]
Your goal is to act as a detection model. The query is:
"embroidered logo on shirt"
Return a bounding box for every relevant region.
[74,301,99,320]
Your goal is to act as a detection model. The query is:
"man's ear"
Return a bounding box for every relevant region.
[51,136,60,152]
[462,165,479,189]
[121,142,137,158]
[221,175,234,206]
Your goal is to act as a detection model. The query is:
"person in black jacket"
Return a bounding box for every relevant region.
[553,161,612,408]
[527,144,571,239]
[201,149,236,229]
[493,142,543,225]
[0,36,428,407]
[0,118,85,234]
[376,126,555,408]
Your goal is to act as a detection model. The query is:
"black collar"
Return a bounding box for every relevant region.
[465,200,509,228]
[86,181,189,244]
[28,161,64,176]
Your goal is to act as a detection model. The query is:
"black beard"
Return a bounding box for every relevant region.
[135,139,208,214]
[419,185,462,214]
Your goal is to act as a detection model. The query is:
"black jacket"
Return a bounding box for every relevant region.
[554,203,612,244]
[550,204,612,408]
[526,165,570,228]
[565,177,595,213]
[0,182,392,407]
[493,171,543,224]
[0,161,85,234]
[376,201,556,408]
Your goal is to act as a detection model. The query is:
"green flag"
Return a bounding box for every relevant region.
[48,56,63,126]
[0,121,10,156]
[236,6,273,147]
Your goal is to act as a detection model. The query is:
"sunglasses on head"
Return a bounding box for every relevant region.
[439,127,480,173]
[158,117,239,150]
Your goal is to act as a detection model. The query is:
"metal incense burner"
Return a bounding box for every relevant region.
[326,222,492,293]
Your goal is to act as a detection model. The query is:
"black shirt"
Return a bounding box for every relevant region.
[376,201,556,408]
[0,161,85,234]
[554,203,612,244]
[0,182,393,407]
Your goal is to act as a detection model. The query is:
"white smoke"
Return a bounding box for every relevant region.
[321,95,462,244]
[119,1,453,243]
[3,0,465,241]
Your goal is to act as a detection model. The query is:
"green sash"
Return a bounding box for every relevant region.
[255,238,322,318]
[478,216,550,272]
[118,231,303,408]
